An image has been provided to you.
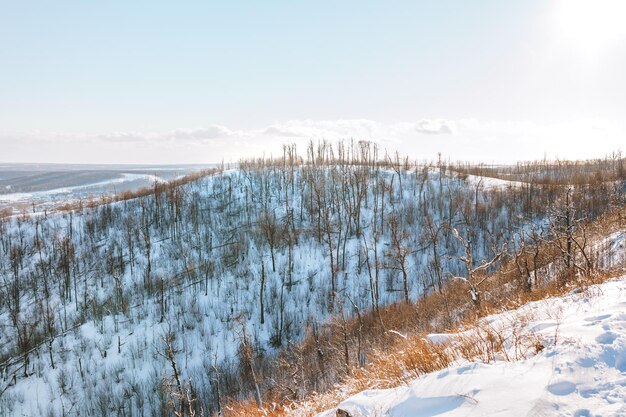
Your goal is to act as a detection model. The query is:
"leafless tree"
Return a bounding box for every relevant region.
[450,227,507,310]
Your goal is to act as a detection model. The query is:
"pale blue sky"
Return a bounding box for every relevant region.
[1,1,625,163]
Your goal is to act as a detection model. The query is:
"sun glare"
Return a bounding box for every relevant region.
[557,0,626,54]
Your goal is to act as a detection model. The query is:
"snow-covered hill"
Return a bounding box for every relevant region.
[318,276,626,417]
[0,163,528,416]
[0,151,622,416]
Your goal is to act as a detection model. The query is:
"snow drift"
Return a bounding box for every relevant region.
[319,276,626,417]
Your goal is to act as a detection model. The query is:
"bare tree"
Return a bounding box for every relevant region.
[385,214,411,303]
[450,227,507,310]
[159,329,197,417]
[546,186,593,284]
[237,319,263,408]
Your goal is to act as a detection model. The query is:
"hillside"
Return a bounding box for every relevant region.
[0,143,624,416]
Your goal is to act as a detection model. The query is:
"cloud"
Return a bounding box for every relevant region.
[258,119,408,147]
[2,118,623,164]
[262,125,305,137]
[260,119,378,139]
[92,125,236,145]
[99,131,149,143]
[415,119,454,135]
[168,125,233,141]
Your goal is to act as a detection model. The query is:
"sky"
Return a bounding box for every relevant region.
[0,0,625,164]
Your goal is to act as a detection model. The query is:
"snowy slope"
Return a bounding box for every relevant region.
[318,276,626,417]
[462,173,524,190]
[0,162,620,417]
[0,166,521,416]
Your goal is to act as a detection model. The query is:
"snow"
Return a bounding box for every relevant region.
[462,173,525,190]
[0,173,165,204]
[0,164,621,416]
[318,276,626,417]
[597,231,626,270]
[0,192,33,202]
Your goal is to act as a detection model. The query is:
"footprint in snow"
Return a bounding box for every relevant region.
[437,370,449,379]
[531,322,556,332]
[595,332,618,345]
[577,357,596,368]
[389,395,467,417]
[547,381,577,396]
[456,365,475,374]
[584,314,611,322]
[603,346,626,372]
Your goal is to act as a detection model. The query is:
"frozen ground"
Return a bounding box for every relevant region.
[319,276,626,417]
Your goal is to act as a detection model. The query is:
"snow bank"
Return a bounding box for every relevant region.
[319,276,626,417]
[462,173,525,190]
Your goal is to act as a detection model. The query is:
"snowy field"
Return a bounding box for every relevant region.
[0,163,216,212]
[319,276,626,417]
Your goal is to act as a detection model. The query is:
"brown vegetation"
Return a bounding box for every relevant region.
[227,202,626,417]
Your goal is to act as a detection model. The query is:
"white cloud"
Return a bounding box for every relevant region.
[259,119,382,140]
[262,125,305,137]
[1,118,623,164]
[99,131,150,143]
[415,119,455,135]
[168,125,234,141]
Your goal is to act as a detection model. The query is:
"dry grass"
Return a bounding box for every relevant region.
[226,204,626,417]
[229,303,557,417]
